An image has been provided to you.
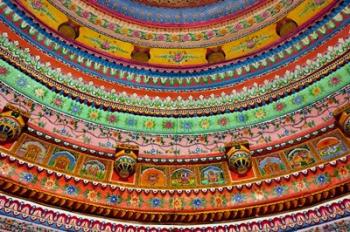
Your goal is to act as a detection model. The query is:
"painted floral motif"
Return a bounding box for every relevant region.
[126,118,137,127]
[20,172,37,183]
[274,185,287,196]
[107,114,118,124]
[52,97,64,108]
[144,120,155,129]
[200,119,210,129]
[89,110,100,120]
[300,0,327,17]
[34,88,45,98]
[275,102,285,112]
[16,77,27,88]
[217,117,229,126]
[86,37,127,54]
[107,194,121,204]
[127,195,143,208]
[231,193,246,203]
[150,198,163,208]
[311,86,322,96]
[163,121,174,129]
[334,166,349,180]
[252,188,266,200]
[182,121,192,130]
[292,179,309,192]
[0,66,8,75]
[0,162,12,176]
[28,0,58,22]
[315,174,329,185]
[170,197,184,210]
[70,104,81,115]
[191,198,204,209]
[211,195,226,207]
[329,76,341,86]
[159,51,197,64]
[237,114,247,123]
[292,95,304,105]
[255,109,266,119]
[65,185,78,195]
[85,190,100,202]
[41,177,58,191]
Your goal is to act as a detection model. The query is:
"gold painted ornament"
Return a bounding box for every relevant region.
[114,149,137,179]
[0,110,25,143]
[226,143,252,175]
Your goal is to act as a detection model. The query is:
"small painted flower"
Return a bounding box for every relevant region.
[275,103,285,112]
[108,195,120,204]
[82,11,90,19]
[31,0,43,9]
[216,196,225,206]
[70,105,81,115]
[87,190,98,201]
[315,174,328,185]
[172,198,183,210]
[132,31,141,38]
[21,173,34,183]
[107,114,117,123]
[261,10,271,19]
[182,121,192,130]
[89,111,99,120]
[108,23,115,30]
[292,96,303,105]
[295,181,307,191]
[235,22,244,30]
[232,193,245,203]
[195,33,204,40]
[206,31,215,38]
[311,86,322,96]
[163,121,174,129]
[200,119,210,129]
[16,78,27,87]
[246,39,256,49]
[126,118,137,127]
[129,195,139,207]
[65,185,77,195]
[237,114,247,123]
[101,41,110,50]
[144,120,155,129]
[255,109,266,119]
[329,76,340,86]
[0,163,10,175]
[173,52,184,63]
[53,97,63,107]
[192,198,203,208]
[34,88,45,98]
[151,198,161,208]
[0,66,8,75]
[157,34,166,41]
[182,34,191,41]
[274,186,285,196]
[218,117,228,126]
[338,167,349,178]
[44,179,56,190]
[254,189,265,200]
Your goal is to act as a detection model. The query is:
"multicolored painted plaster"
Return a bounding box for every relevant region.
[0,0,349,230]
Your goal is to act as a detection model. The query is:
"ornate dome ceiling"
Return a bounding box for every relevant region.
[0,0,349,231]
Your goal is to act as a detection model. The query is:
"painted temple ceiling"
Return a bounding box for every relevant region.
[0,0,350,231]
